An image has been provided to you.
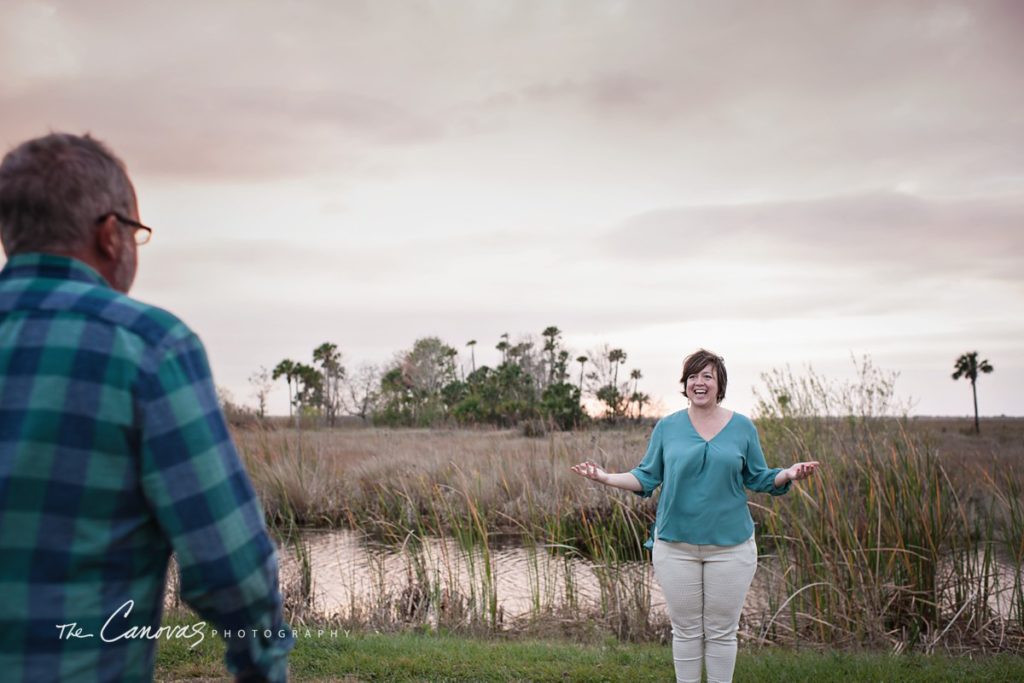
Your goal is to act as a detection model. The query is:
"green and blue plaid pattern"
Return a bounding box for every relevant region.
[0,253,292,682]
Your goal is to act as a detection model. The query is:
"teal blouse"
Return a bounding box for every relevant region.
[629,410,791,547]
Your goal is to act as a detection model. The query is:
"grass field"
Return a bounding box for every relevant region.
[149,413,1024,679]
[154,617,1024,682]
[227,412,1023,653]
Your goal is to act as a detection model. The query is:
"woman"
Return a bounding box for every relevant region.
[571,349,818,683]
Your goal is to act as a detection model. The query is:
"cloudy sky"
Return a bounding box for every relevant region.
[2,0,1021,417]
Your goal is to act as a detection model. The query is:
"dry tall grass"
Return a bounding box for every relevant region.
[233,417,1024,652]
[754,417,1023,652]
[237,427,655,550]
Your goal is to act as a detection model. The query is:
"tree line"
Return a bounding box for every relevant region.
[245,326,652,429]
[240,343,998,433]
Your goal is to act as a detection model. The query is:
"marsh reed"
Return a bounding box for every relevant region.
[231,371,1023,653]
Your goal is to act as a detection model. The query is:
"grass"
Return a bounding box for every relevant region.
[155,615,1024,682]
[748,365,1024,652]
[239,427,665,640]
[232,418,1024,651]
[223,362,1023,652]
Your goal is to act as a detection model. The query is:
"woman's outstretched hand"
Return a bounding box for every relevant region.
[783,461,820,483]
[571,460,609,484]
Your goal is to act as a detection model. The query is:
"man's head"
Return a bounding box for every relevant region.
[0,132,142,292]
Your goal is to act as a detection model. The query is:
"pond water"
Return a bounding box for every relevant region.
[273,529,775,627]
[166,529,1018,637]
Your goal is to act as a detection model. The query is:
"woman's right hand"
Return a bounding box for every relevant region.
[570,460,609,484]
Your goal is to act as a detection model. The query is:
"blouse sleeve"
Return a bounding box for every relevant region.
[742,419,791,496]
[628,419,665,498]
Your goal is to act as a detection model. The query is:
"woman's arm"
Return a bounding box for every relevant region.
[573,420,663,496]
[773,461,820,487]
[743,419,803,495]
[570,461,643,492]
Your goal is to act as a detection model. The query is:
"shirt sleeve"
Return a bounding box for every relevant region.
[742,419,791,496]
[628,419,665,498]
[137,333,293,682]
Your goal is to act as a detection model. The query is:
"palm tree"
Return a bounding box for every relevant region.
[497,333,510,364]
[632,391,650,421]
[629,368,642,417]
[292,362,323,423]
[466,339,477,373]
[271,359,298,418]
[576,355,588,393]
[313,342,344,427]
[542,326,561,383]
[630,368,642,395]
[608,348,627,388]
[952,351,994,434]
[444,346,460,382]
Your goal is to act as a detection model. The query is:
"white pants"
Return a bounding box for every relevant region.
[652,534,758,683]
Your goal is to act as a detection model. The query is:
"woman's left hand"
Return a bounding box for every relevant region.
[784,461,820,483]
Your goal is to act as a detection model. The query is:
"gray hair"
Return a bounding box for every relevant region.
[0,132,136,256]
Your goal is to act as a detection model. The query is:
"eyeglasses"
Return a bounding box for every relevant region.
[96,212,153,245]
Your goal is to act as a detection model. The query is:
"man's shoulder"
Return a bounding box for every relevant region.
[0,257,197,350]
[14,277,197,351]
[88,287,197,350]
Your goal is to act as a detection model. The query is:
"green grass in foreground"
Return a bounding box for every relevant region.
[156,621,1024,682]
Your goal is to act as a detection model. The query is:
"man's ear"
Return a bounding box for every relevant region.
[94,215,122,261]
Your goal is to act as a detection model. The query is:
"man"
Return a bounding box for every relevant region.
[0,133,293,682]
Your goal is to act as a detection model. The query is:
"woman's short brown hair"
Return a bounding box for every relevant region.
[679,349,727,403]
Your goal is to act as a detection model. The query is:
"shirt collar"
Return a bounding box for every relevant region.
[0,253,110,288]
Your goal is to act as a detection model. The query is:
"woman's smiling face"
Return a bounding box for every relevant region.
[685,363,719,406]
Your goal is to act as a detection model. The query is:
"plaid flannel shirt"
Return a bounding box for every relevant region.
[0,253,293,682]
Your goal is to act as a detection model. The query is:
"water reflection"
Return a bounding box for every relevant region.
[280,530,652,621]
[166,529,1017,638]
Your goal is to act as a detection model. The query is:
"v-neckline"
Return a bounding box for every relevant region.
[686,409,735,443]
